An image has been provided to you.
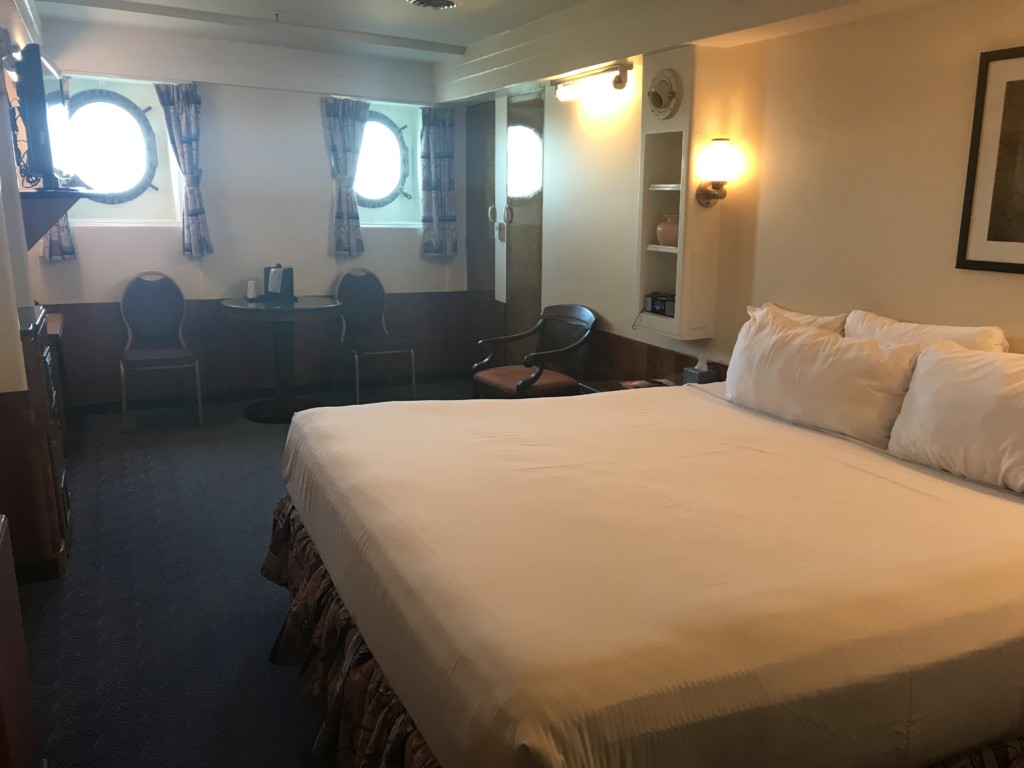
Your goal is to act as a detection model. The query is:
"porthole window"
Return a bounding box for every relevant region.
[67,89,158,205]
[353,111,410,209]
[507,125,543,199]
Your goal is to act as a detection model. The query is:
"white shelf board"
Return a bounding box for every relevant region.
[648,183,682,191]
[637,310,678,336]
[646,244,679,254]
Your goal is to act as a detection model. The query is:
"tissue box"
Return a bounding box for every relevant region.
[683,367,718,384]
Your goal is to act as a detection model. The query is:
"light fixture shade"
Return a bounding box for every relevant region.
[554,65,629,103]
[695,138,743,183]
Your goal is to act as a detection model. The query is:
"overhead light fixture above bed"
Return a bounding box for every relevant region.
[552,62,632,103]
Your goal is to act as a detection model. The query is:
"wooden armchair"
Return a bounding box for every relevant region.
[472,304,597,398]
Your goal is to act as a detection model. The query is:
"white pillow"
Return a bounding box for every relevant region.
[889,342,1024,493]
[754,302,848,335]
[727,309,919,447]
[846,309,1009,352]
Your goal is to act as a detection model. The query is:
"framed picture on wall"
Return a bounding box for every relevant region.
[957,45,1024,274]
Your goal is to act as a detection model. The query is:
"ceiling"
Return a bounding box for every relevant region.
[36,0,597,61]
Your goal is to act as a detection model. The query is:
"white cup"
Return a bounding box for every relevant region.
[245,279,258,299]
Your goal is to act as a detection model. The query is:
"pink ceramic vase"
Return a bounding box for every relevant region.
[656,214,679,247]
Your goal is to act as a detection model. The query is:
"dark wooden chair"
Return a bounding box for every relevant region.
[119,271,202,430]
[333,268,416,405]
[472,304,597,398]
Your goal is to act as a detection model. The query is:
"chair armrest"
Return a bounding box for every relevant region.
[522,328,592,367]
[472,319,545,372]
[514,329,593,396]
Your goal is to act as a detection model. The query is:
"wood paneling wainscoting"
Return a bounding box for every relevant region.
[584,329,728,382]
[48,294,725,410]
[51,292,470,409]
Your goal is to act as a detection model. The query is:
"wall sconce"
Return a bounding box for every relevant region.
[695,138,743,207]
[553,63,632,103]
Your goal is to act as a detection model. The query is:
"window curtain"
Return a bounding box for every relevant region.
[419,107,457,263]
[155,82,213,259]
[321,97,369,259]
[42,214,75,261]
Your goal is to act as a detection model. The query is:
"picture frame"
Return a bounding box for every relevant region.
[957,45,1024,274]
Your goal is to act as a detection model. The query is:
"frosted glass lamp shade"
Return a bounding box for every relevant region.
[696,138,743,183]
[695,138,743,207]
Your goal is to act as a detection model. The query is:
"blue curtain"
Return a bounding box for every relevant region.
[155,82,213,259]
[42,214,75,260]
[419,107,457,263]
[322,97,369,259]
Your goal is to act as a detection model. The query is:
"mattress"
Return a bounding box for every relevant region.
[282,384,1024,768]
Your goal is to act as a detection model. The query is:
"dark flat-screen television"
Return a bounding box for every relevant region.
[13,43,69,190]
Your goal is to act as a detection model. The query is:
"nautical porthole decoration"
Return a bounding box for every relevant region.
[647,69,681,120]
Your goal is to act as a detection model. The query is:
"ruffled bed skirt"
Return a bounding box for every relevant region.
[262,494,1024,768]
[261,496,439,768]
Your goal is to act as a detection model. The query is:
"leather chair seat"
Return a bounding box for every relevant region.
[122,346,196,368]
[473,365,579,397]
[345,327,414,354]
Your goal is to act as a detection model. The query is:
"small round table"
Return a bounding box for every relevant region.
[221,296,343,423]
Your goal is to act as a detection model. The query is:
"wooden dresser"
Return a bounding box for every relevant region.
[0,305,70,580]
[0,515,41,768]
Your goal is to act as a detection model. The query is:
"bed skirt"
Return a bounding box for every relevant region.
[261,496,440,768]
[262,494,1024,768]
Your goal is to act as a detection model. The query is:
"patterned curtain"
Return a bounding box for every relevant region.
[42,214,75,261]
[419,107,457,263]
[321,97,369,259]
[155,82,213,259]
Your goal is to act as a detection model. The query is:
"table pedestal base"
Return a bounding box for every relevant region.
[244,397,323,424]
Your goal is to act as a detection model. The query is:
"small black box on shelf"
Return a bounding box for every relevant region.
[644,292,675,317]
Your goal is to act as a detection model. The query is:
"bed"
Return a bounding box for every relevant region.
[264,382,1024,768]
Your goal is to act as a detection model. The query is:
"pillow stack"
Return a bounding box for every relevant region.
[727,308,918,448]
[727,304,1020,493]
[845,309,1009,352]
[758,302,848,335]
[889,342,1024,494]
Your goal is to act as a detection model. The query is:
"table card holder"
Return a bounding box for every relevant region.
[263,263,295,302]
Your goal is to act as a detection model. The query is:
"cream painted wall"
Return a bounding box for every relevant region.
[748,0,1024,351]
[544,0,1024,363]
[0,78,28,392]
[29,71,467,304]
[542,48,762,361]
[541,62,643,341]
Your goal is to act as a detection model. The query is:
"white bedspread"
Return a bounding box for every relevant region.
[283,385,1024,768]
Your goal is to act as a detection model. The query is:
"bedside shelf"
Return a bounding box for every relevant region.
[636,310,678,335]
[646,244,679,254]
[648,183,683,192]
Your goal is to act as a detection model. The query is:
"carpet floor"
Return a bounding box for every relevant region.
[18,379,473,768]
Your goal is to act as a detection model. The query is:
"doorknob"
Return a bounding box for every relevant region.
[487,204,497,223]
[503,204,513,224]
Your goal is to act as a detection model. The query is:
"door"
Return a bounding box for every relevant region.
[503,94,545,363]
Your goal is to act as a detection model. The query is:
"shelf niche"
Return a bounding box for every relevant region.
[635,46,718,342]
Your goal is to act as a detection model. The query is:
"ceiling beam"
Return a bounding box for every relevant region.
[39,0,467,58]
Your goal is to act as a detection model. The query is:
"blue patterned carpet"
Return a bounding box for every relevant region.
[18,380,472,768]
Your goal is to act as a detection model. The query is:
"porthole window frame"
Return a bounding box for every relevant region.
[355,110,411,210]
[68,88,158,205]
[506,123,544,200]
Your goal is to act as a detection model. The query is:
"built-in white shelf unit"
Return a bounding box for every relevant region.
[635,46,718,341]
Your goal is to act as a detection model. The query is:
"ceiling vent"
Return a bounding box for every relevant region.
[406,0,458,8]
